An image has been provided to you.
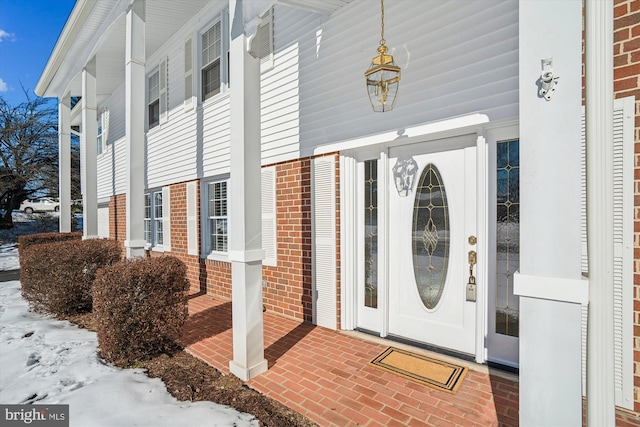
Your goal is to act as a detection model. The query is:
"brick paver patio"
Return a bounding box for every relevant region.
[182,292,520,427]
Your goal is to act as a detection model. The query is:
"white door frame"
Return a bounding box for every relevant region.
[337,116,509,365]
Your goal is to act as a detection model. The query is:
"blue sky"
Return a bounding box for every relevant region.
[0,0,76,106]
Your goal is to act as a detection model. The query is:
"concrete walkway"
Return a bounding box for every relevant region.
[182,292,520,427]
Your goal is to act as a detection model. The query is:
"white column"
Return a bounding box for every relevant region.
[81,58,98,238]
[514,1,586,425]
[228,0,268,381]
[58,93,71,233]
[585,0,615,425]
[124,0,146,258]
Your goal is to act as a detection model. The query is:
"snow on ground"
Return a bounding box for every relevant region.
[0,281,259,427]
[0,212,259,426]
[0,211,63,271]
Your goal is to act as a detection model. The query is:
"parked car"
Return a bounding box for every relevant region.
[20,197,60,214]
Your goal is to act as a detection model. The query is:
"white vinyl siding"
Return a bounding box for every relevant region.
[261,166,277,266]
[312,156,337,330]
[261,1,518,165]
[97,136,126,202]
[580,96,634,410]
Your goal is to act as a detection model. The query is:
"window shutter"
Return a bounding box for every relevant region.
[312,156,337,330]
[184,37,193,109]
[262,166,277,266]
[159,57,168,123]
[256,8,274,72]
[162,186,171,251]
[186,181,198,256]
[581,96,634,409]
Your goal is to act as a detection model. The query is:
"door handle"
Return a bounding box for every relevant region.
[468,250,477,267]
[467,249,477,302]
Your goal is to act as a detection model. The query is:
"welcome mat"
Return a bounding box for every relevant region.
[369,347,467,394]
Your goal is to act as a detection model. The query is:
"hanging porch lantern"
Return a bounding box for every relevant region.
[365,0,401,112]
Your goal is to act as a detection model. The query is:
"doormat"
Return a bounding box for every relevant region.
[369,347,467,394]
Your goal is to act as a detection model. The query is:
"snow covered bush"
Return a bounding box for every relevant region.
[93,256,190,366]
[20,238,122,315]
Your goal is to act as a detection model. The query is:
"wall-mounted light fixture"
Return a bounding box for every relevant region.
[539,57,559,101]
[365,0,400,112]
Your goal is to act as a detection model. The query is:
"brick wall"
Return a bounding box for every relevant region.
[263,158,313,322]
[108,194,126,255]
[613,0,640,413]
[109,153,341,325]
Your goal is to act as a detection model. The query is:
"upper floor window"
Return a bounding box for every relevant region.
[148,69,160,129]
[96,118,103,155]
[200,11,229,102]
[147,58,167,129]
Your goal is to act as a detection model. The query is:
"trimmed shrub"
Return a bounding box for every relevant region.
[20,238,122,315]
[93,256,190,366]
[18,231,82,262]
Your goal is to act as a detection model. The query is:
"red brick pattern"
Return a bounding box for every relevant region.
[263,158,314,322]
[108,194,126,243]
[183,293,519,427]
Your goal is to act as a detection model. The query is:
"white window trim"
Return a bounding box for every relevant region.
[147,66,160,130]
[202,176,230,261]
[144,187,171,252]
[96,114,104,156]
[146,57,168,131]
[198,9,229,105]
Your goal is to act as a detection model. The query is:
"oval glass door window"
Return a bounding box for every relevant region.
[412,163,450,309]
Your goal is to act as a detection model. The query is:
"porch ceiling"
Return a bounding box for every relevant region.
[37,0,354,102]
[38,0,214,100]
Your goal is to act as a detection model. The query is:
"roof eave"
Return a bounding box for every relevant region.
[35,0,97,99]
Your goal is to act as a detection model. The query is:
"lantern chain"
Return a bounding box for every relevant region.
[380,0,385,46]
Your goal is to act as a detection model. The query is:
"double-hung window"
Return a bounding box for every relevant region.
[154,191,164,246]
[144,194,152,243]
[96,117,103,155]
[205,180,228,254]
[144,189,169,249]
[200,11,229,102]
[148,69,160,129]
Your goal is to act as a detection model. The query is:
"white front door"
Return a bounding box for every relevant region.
[387,140,478,355]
